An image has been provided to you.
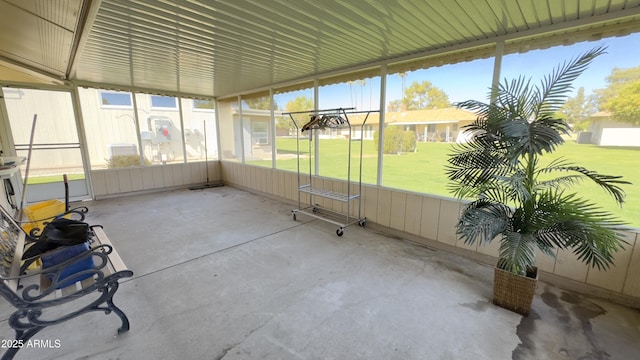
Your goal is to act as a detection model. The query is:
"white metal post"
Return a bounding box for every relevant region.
[377,65,387,186]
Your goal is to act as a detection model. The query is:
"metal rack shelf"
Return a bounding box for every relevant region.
[298,184,360,202]
[284,107,377,236]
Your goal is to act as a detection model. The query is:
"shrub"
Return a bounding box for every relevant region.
[373,126,416,154]
[107,155,150,168]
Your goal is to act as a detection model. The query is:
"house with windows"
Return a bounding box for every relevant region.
[301,107,477,142]
[219,106,272,161]
[384,107,477,142]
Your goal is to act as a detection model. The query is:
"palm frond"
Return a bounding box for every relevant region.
[455,100,492,120]
[535,158,581,190]
[530,191,625,228]
[531,191,628,270]
[447,151,510,185]
[456,199,512,246]
[537,162,630,205]
[446,138,516,199]
[526,117,570,152]
[496,116,570,161]
[539,218,626,270]
[497,232,536,275]
[536,175,583,191]
[535,46,606,116]
[494,76,536,120]
[496,118,530,161]
[496,169,530,204]
[535,157,572,176]
[534,240,558,260]
[478,184,514,205]
[447,175,516,204]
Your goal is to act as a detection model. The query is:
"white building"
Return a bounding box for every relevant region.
[587,111,640,146]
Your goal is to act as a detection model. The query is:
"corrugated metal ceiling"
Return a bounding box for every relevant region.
[1,0,640,97]
[0,0,84,80]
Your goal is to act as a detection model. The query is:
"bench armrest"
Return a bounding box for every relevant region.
[23,206,90,240]
[2,244,132,306]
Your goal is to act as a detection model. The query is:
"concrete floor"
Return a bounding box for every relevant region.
[1,186,639,360]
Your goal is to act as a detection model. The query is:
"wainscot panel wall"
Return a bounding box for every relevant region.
[92,161,221,199]
[220,161,640,309]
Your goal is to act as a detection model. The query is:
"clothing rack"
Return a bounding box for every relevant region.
[284,107,377,236]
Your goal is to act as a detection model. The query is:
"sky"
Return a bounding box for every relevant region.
[274,32,640,112]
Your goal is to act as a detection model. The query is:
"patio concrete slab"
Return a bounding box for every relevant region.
[1,187,639,359]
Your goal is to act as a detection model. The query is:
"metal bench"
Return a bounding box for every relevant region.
[0,206,133,360]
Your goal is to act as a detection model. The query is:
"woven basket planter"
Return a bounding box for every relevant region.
[492,266,538,316]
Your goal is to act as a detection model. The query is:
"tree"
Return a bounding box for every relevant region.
[387,99,403,112]
[194,99,215,109]
[243,97,274,110]
[559,87,596,131]
[399,72,407,108]
[284,96,314,129]
[275,115,290,130]
[285,96,313,113]
[595,66,640,125]
[403,80,450,110]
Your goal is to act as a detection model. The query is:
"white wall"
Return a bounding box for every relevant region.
[589,118,640,146]
[599,128,640,146]
[78,89,218,167]
[91,161,221,198]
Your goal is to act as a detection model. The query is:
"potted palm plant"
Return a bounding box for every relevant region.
[446,46,630,316]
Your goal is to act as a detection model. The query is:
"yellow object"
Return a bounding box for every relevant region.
[23,257,41,270]
[21,199,66,235]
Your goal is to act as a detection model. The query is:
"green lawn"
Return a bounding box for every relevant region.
[250,138,640,227]
[26,173,85,185]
